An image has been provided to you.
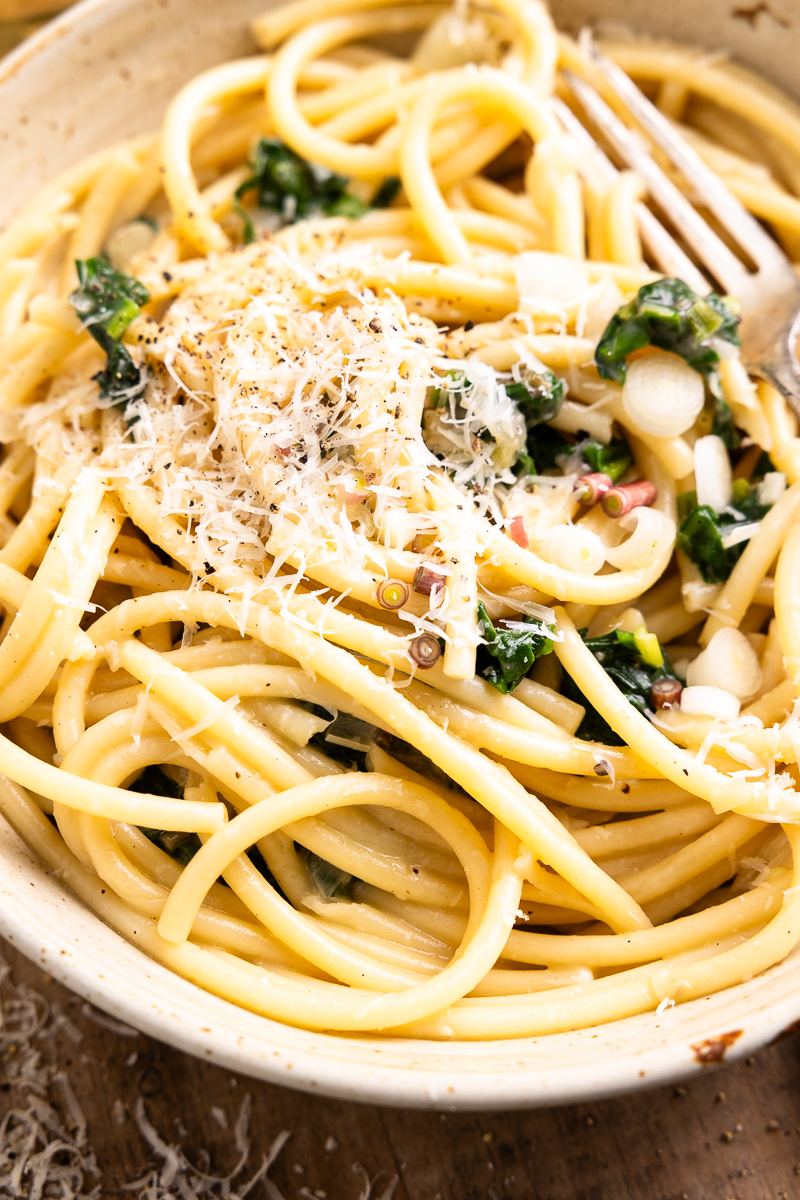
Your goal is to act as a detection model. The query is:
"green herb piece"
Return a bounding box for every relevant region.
[71,257,149,337]
[505,364,566,476]
[324,192,370,220]
[133,767,201,865]
[633,625,663,668]
[310,718,370,771]
[516,425,570,475]
[93,340,145,406]
[753,450,777,479]
[723,479,769,522]
[731,477,750,505]
[476,601,554,694]
[676,483,771,583]
[234,137,392,242]
[676,505,730,583]
[710,395,739,448]
[513,428,632,482]
[70,257,149,408]
[505,363,564,426]
[168,837,202,866]
[577,436,633,483]
[512,450,537,478]
[676,489,698,523]
[129,764,182,799]
[562,627,677,745]
[139,827,201,865]
[324,713,376,752]
[594,277,740,392]
[371,176,401,208]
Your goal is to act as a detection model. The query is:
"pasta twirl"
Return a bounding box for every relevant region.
[0,0,800,1040]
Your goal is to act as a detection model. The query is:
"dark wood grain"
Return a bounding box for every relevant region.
[3,938,800,1200]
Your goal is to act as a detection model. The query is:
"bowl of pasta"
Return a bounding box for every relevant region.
[1,0,800,1110]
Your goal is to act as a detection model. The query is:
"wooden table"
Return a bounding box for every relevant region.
[2,937,800,1199]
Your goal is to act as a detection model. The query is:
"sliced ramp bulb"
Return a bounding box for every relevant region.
[604,506,676,571]
[412,564,445,596]
[685,627,763,703]
[409,634,441,668]
[574,472,612,506]
[539,525,605,574]
[680,685,741,721]
[694,435,733,514]
[376,578,410,610]
[621,351,705,438]
[601,479,657,519]
[651,678,682,709]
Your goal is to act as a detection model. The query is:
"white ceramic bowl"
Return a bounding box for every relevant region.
[1,0,800,1111]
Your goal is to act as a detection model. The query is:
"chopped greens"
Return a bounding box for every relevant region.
[518,425,569,475]
[70,257,149,407]
[94,342,146,408]
[234,137,398,242]
[71,257,149,335]
[512,450,538,477]
[423,359,629,489]
[371,176,402,209]
[505,363,565,426]
[576,436,633,483]
[754,449,777,477]
[676,481,772,583]
[594,277,740,395]
[512,426,632,481]
[130,764,183,800]
[423,363,527,474]
[140,830,201,866]
[505,364,566,476]
[562,628,677,745]
[707,395,739,449]
[134,767,201,866]
[476,601,554,694]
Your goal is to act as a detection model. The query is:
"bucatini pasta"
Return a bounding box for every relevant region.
[2,0,800,1039]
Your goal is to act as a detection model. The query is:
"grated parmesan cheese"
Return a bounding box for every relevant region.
[0,955,295,1200]
[0,957,102,1200]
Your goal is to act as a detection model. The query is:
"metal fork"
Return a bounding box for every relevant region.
[558,34,800,411]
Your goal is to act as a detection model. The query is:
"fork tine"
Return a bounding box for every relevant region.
[563,69,751,296]
[581,34,792,279]
[552,97,711,294]
[636,204,714,297]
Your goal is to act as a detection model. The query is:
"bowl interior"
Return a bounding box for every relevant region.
[1,0,799,1110]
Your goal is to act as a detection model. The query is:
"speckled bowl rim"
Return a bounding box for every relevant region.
[1,0,800,1111]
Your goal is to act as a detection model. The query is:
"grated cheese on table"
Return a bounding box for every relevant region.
[0,955,401,1200]
[0,955,290,1199]
[0,957,102,1199]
